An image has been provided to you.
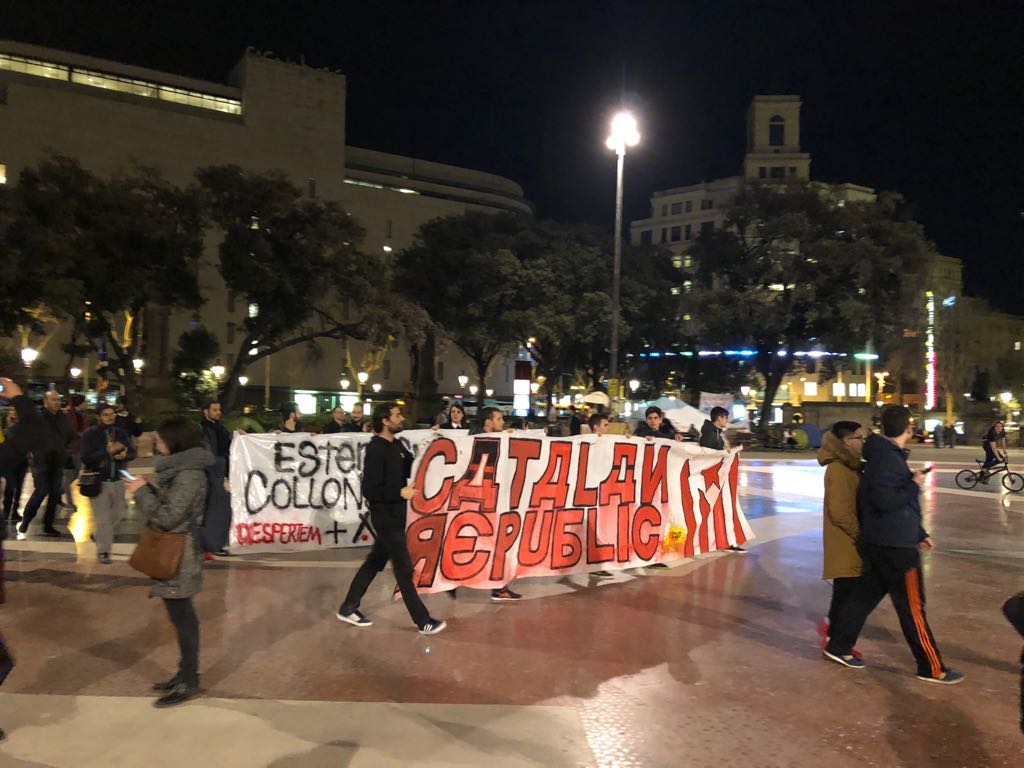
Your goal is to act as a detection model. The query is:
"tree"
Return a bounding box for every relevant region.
[690,182,935,427]
[172,327,221,407]
[935,296,997,419]
[196,166,402,409]
[2,156,205,401]
[396,212,541,402]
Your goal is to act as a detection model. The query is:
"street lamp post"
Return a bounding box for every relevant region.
[605,112,640,403]
[356,371,368,397]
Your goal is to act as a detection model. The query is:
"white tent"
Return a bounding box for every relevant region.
[663,403,706,432]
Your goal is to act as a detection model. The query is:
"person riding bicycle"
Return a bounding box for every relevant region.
[980,420,1007,481]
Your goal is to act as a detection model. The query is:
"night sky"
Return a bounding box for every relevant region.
[6,1,1023,310]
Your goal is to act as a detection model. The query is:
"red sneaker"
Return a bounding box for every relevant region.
[851,649,864,660]
[817,619,829,650]
[204,552,215,562]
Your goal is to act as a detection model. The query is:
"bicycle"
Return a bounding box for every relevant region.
[955,458,1024,492]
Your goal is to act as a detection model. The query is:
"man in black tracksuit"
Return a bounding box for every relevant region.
[336,402,446,635]
[19,390,72,537]
[824,406,963,684]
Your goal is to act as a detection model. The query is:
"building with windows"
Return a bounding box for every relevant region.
[0,40,531,411]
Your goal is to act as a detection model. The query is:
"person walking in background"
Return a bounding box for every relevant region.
[336,402,446,635]
[80,403,135,563]
[113,396,144,442]
[567,405,582,436]
[945,423,956,448]
[199,400,232,557]
[61,393,88,511]
[817,421,865,655]
[824,406,964,684]
[2,408,28,524]
[932,422,945,449]
[18,391,72,539]
[125,417,214,708]
[321,406,347,434]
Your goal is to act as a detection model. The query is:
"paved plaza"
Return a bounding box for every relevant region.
[1,450,1022,766]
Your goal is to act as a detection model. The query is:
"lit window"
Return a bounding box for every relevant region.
[671,286,681,296]
[0,53,69,80]
[848,383,857,397]
[248,303,259,319]
[769,284,785,291]
[1016,341,1022,351]
[683,280,692,294]
[803,381,817,397]
[683,255,692,269]
[683,313,692,321]
[832,383,845,397]
[671,256,682,269]
[0,163,6,185]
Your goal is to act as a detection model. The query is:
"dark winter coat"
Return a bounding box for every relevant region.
[81,424,136,481]
[857,433,926,549]
[133,447,214,599]
[634,420,678,441]
[36,407,73,471]
[699,419,725,450]
[818,431,863,578]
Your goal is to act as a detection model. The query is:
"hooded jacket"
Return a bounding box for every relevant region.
[857,433,926,549]
[817,431,862,578]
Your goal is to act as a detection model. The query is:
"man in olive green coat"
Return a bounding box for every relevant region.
[817,421,865,649]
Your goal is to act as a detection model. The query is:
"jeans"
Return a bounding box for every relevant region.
[20,465,63,532]
[2,463,27,519]
[163,597,200,686]
[340,503,430,627]
[91,480,126,556]
[982,444,1001,471]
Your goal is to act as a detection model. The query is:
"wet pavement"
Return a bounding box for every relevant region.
[1,454,1022,766]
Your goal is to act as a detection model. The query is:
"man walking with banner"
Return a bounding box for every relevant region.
[336,402,447,635]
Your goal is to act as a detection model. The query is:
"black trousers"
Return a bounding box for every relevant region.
[20,465,62,531]
[2,463,27,519]
[827,576,859,631]
[340,503,430,627]
[163,597,200,686]
[826,543,947,677]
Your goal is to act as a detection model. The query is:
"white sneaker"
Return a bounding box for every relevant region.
[418,619,447,635]
[15,529,28,541]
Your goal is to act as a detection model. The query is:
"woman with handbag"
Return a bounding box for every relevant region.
[124,417,213,708]
[80,403,135,563]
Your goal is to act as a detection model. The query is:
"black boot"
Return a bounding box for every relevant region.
[154,680,201,708]
[151,673,181,692]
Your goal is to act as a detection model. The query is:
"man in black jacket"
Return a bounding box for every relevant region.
[200,400,232,556]
[18,391,72,538]
[634,406,682,442]
[80,403,135,562]
[824,406,963,684]
[699,406,729,450]
[336,402,446,635]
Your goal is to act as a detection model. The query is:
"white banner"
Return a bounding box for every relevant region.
[698,391,734,416]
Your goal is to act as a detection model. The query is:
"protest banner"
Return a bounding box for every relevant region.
[229,432,751,591]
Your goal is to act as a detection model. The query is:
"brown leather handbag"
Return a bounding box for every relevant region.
[129,526,186,581]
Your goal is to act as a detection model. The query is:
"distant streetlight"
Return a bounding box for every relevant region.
[628,379,640,393]
[469,385,479,396]
[372,382,382,393]
[485,388,494,398]
[530,382,540,394]
[70,366,82,378]
[740,385,751,398]
[211,363,226,379]
[357,371,369,385]
[340,378,350,390]
[605,111,640,394]
[132,358,144,372]
[458,373,469,389]
[238,375,249,387]
[1000,391,1013,403]
[21,347,38,366]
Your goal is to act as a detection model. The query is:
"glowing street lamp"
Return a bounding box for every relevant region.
[371,382,382,393]
[530,382,540,394]
[132,358,144,372]
[740,385,751,398]
[211,363,226,379]
[357,371,369,385]
[21,347,38,366]
[605,111,640,391]
[628,379,640,394]
[469,385,479,396]
[1000,391,1013,403]
[69,366,82,378]
[238,375,249,387]
[340,378,350,390]
[458,373,469,389]
[486,388,494,398]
